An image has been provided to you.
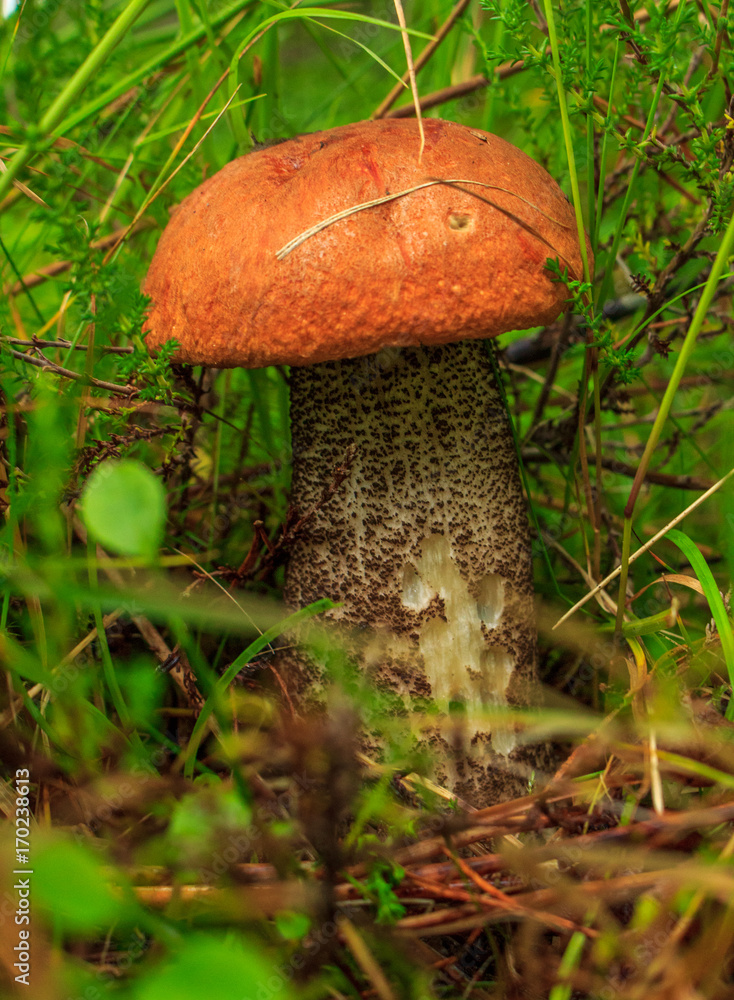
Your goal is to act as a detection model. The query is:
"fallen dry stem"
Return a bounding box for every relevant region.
[372,0,473,119]
[392,0,425,162]
[340,917,397,1000]
[440,850,598,938]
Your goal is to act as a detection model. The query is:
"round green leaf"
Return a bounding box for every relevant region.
[81,459,165,558]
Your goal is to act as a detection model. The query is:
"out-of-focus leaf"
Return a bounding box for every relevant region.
[135,933,290,1000]
[81,459,166,558]
[33,836,131,933]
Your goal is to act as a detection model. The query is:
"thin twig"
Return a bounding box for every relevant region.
[102,85,241,264]
[4,220,154,296]
[276,178,574,261]
[709,0,730,80]
[442,850,598,938]
[384,72,499,119]
[553,466,734,629]
[526,451,714,491]
[2,335,133,354]
[4,346,137,396]
[382,3,680,119]
[339,918,397,1000]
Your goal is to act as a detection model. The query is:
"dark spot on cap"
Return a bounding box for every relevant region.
[448,212,473,232]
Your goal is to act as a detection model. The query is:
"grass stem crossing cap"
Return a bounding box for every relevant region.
[143,118,586,367]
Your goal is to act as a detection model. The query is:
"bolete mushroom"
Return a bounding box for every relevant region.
[144,118,588,805]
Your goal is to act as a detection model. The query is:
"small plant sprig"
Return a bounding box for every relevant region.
[547,257,640,386]
[118,336,181,404]
[347,860,407,926]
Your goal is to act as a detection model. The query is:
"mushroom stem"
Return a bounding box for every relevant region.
[285,340,540,803]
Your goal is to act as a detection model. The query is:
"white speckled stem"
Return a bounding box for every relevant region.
[284,341,539,803]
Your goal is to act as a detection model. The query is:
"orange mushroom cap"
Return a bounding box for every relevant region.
[143,118,589,369]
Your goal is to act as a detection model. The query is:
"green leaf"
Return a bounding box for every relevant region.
[0,631,53,685]
[166,785,253,866]
[274,910,311,942]
[135,934,290,1000]
[33,837,128,933]
[81,460,166,558]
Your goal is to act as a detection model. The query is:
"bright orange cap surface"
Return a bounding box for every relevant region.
[143,118,588,369]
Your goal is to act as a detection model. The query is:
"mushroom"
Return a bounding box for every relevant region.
[144,118,588,805]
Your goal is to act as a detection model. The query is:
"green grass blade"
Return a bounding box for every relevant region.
[56,0,254,134]
[542,0,591,284]
[616,198,734,632]
[595,65,667,312]
[227,9,432,111]
[181,599,334,777]
[550,926,588,1000]
[665,528,734,716]
[0,0,150,202]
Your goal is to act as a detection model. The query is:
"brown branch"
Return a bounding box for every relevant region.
[4,219,155,296]
[440,850,598,937]
[709,0,731,82]
[3,335,133,354]
[528,314,574,429]
[0,125,122,174]
[382,3,679,119]
[396,871,667,937]
[372,0,474,119]
[3,342,202,414]
[384,71,491,119]
[599,459,712,492]
[649,207,716,310]
[525,449,714,492]
[4,346,138,397]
